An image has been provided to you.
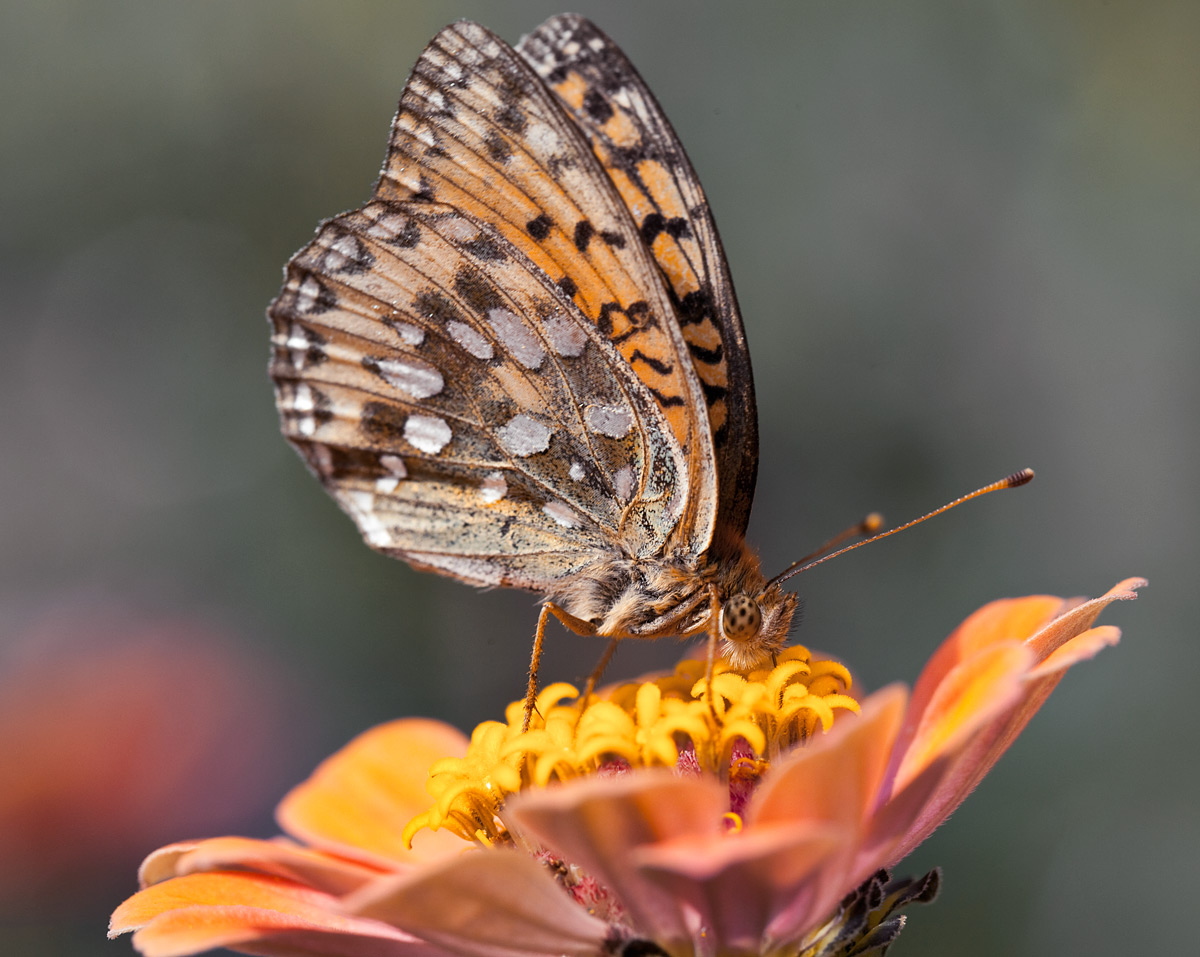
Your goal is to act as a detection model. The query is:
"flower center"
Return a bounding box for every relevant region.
[403,646,859,847]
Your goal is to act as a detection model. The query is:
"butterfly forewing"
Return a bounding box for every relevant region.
[269,199,689,590]
[518,15,760,541]
[374,20,718,555]
[268,16,790,658]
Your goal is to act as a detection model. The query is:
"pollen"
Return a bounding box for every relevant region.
[404,648,859,846]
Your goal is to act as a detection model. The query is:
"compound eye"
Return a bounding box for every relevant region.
[720,595,762,643]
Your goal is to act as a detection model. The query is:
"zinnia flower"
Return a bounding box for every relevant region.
[111,578,1143,957]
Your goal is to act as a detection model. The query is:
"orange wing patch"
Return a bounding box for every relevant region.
[519,16,760,541]
[374,21,718,554]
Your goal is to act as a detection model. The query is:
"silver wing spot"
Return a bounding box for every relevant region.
[486,307,546,370]
[614,465,636,503]
[380,454,408,477]
[497,414,552,457]
[293,384,318,436]
[295,276,328,315]
[543,500,581,528]
[541,314,587,357]
[404,414,452,454]
[447,320,494,360]
[389,321,425,346]
[585,404,634,439]
[347,490,392,547]
[441,215,481,244]
[371,355,444,399]
[479,471,508,503]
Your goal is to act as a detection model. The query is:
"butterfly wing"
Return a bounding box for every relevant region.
[518,15,760,544]
[373,20,718,557]
[269,200,689,590]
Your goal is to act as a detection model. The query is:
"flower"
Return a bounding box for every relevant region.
[110,578,1143,957]
[0,605,288,917]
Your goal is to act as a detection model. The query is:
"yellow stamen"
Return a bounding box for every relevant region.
[404,648,860,846]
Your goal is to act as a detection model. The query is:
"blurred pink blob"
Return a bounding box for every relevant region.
[0,603,291,914]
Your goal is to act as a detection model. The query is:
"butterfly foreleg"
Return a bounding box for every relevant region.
[578,636,622,716]
[524,602,597,731]
[703,584,723,726]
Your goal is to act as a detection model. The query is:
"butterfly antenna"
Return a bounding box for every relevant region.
[766,468,1034,588]
[786,512,886,569]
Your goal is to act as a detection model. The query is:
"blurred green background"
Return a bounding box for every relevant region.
[2,1,1194,954]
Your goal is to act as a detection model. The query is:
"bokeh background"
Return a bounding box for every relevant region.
[3,1,1195,954]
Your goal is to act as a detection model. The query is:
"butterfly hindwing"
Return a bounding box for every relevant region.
[374,19,718,555]
[518,15,760,542]
[269,199,689,590]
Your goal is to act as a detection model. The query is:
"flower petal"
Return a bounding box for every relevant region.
[634,820,845,955]
[737,687,907,946]
[347,848,608,957]
[506,770,726,951]
[111,871,430,957]
[749,684,908,830]
[890,641,1032,796]
[881,580,1143,863]
[1024,578,1144,664]
[892,578,1143,776]
[894,595,1065,760]
[277,719,469,868]
[139,836,385,896]
[1029,625,1121,679]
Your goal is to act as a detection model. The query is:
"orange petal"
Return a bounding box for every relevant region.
[879,582,1142,863]
[139,836,386,896]
[506,770,726,951]
[348,848,608,957]
[111,871,423,957]
[138,842,206,887]
[750,684,908,831]
[1024,578,1144,664]
[1030,625,1121,678]
[891,641,1032,795]
[900,595,1065,746]
[277,718,469,868]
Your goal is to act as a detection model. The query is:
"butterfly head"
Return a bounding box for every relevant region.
[716,583,798,671]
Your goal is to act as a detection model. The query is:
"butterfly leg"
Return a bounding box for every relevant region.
[579,636,621,711]
[703,584,722,724]
[524,602,597,731]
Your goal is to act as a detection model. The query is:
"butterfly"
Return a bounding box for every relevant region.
[268,15,798,705]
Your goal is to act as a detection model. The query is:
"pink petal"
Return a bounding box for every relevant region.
[506,770,727,950]
[277,719,469,869]
[634,820,845,955]
[852,750,952,879]
[111,871,431,957]
[700,688,907,948]
[139,836,385,896]
[347,848,608,957]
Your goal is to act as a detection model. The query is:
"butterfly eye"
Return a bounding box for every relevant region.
[720,595,763,643]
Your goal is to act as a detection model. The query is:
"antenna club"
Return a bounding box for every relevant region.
[1006,468,1035,488]
[862,512,885,533]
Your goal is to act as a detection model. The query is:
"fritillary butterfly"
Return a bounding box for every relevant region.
[268,16,797,695]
